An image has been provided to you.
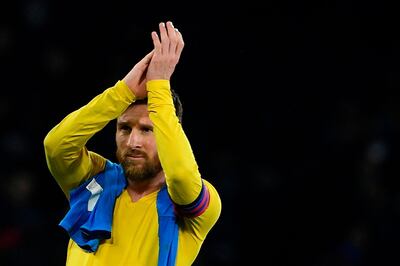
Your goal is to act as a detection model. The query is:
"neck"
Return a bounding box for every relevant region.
[126,172,165,202]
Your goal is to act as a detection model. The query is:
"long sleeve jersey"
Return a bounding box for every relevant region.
[43,80,221,266]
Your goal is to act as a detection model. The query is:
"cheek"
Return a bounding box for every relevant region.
[115,136,123,148]
[115,137,129,154]
[145,140,158,156]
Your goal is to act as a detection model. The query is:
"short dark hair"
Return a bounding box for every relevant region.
[131,88,183,124]
[171,88,183,124]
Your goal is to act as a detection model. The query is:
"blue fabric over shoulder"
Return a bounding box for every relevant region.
[58,160,179,265]
[157,185,179,266]
[59,160,126,252]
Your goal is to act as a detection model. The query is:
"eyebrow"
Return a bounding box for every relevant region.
[117,120,153,128]
[117,120,129,127]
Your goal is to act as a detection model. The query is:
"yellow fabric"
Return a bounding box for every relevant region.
[43,80,222,266]
[66,180,220,266]
[44,80,134,197]
[146,80,202,205]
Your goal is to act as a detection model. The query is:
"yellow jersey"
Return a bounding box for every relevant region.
[44,80,222,266]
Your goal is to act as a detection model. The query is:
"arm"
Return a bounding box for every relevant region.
[146,22,220,220]
[43,52,153,197]
[147,80,202,205]
[43,81,135,196]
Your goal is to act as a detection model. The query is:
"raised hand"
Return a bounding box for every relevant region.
[146,21,184,81]
[122,50,154,99]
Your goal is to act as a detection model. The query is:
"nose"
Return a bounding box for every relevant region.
[126,129,142,148]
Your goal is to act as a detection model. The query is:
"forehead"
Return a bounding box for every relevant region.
[118,104,150,123]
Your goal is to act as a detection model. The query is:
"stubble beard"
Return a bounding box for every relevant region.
[116,149,162,183]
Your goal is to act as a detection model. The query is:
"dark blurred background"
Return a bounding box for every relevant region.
[2,0,400,265]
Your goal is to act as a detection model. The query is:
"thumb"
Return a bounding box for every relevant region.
[133,50,154,75]
[140,50,154,66]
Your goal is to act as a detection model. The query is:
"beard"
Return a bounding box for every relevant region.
[116,148,162,182]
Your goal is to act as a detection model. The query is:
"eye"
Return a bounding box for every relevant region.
[119,125,131,133]
[141,126,153,133]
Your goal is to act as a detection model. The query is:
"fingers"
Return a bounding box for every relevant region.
[151,31,161,56]
[152,21,183,56]
[135,49,154,72]
[146,21,184,80]
[159,22,169,55]
[166,21,177,54]
[141,50,154,65]
[174,28,184,59]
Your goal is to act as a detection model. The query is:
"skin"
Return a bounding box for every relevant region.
[122,21,184,99]
[117,21,184,202]
[116,103,164,202]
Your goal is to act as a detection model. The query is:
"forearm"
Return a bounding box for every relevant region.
[147,80,202,205]
[43,80,135,195]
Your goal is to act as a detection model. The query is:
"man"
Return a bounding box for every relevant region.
[43,21,221,266]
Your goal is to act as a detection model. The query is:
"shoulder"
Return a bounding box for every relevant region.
[88,151,107,176]
[178,178,222,241]
[201,179,222,220]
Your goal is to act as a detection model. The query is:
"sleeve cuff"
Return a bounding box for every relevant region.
[115,80,136,103]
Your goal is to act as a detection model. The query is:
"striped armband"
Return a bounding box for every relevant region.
[174,181,210,218]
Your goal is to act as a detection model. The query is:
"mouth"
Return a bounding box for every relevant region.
[126,155,144,160]
[125,151,146,161]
